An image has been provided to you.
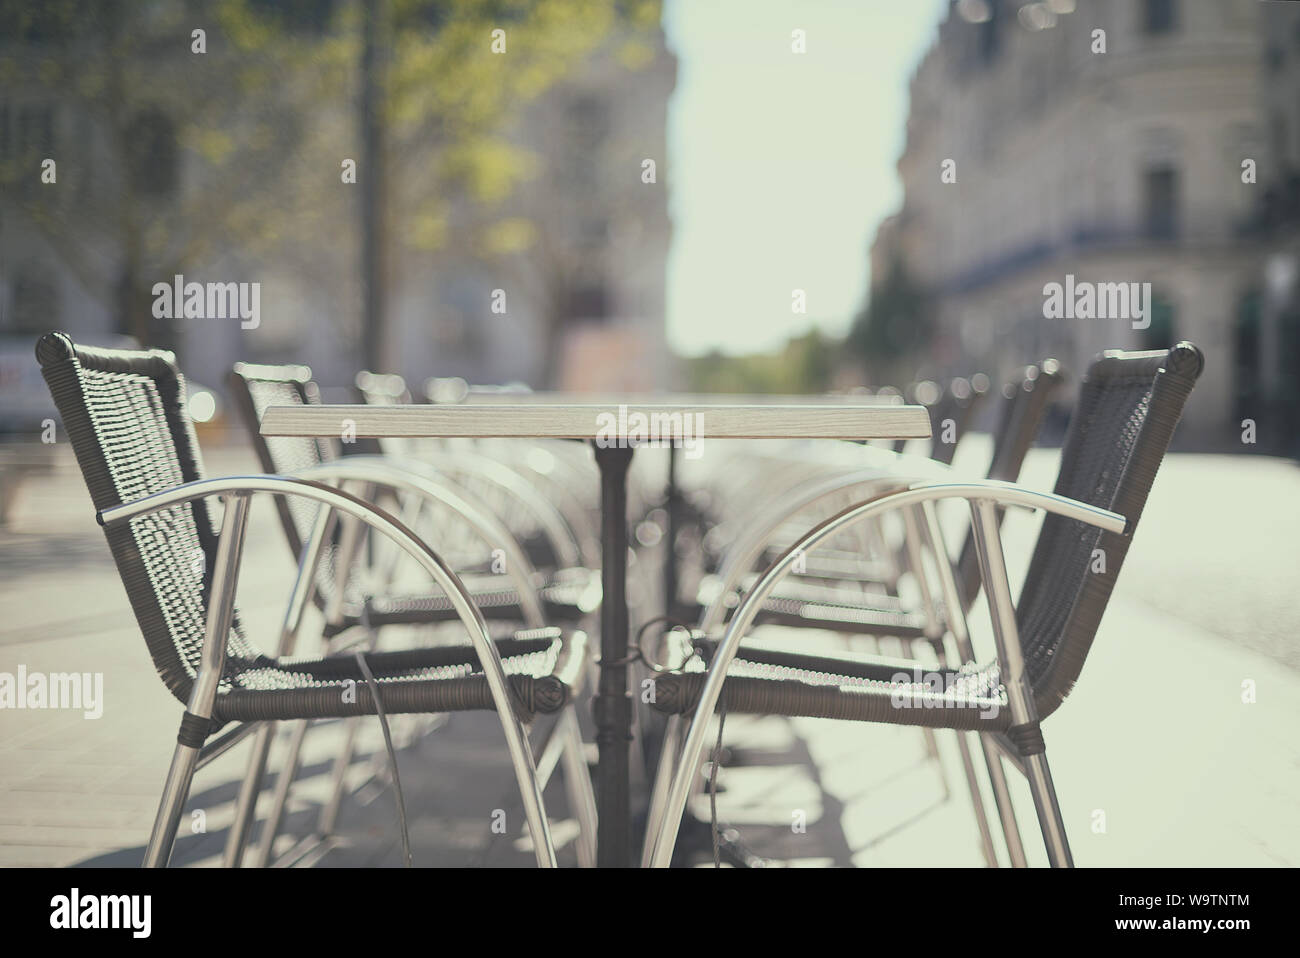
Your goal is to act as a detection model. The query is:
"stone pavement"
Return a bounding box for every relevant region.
[1,439,1297,867]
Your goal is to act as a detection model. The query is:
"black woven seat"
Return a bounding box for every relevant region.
[214,628,586,723]
[730,575,927,637]
[321,567,598,636]
[652,640,1006,730]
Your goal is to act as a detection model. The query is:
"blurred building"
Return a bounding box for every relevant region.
[388,26,677,394]
[1247,0,1300,455]
[872,0,1290,445]
[0,5,674,433]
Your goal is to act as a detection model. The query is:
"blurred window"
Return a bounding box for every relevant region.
[1143,0,1178,35]
[16,104,54,156]
[1141,293,1176,350]
[1233,289,1261,425]
[977,0,1001,65]
[565,94,608,190]
[1143,165,1179,239]
[568,94,609,146]
[249,0,337,33]
[125,109,177,197]
[6,267,59,334]
[566,277,609,322]
[0,6,75,43]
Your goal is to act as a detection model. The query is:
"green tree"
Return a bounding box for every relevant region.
[845,255,932,380]
[686,327,836,395]
[1,0,653,367]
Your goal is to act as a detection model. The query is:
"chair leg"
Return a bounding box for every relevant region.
[916,502,1020,867]
[227,503,334,867]
[148,493,252,868]
[500,715,559,867]
[640,713,682,868]
[952,730,998,867]
[968,498,1068,868]
[1024,746,1073,867]
[317,716,364,838]
[253,718,311,867]
[222,722,275,867]
[558,709,598,868]
[979,738,1028,867]
[142,738,202,868]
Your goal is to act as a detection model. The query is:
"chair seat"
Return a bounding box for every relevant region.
[649,644,1008,732]
[760,548,894,584]
[212,627,586,724]
[323,566,600,636]
[692,574,930,638]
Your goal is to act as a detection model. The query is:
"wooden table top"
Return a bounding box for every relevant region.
[260,398,932,441]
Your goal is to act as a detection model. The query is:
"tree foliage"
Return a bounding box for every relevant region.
[844,255,932,378]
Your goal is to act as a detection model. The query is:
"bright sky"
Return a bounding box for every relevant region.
[662,0,949,356]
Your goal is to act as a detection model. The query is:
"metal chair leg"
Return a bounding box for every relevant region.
[502,718,559,867]
[558,709,599,868]
[918,502,1015,867]
[968,498,1072,868]
[980,740,1028,867]
[143,740,203,867]
[1024,747,1073,867]
[145,493,252,868]
[222,723,275,867]
[253,718,311,867]
[316,716,364,838]
[640,713,682,868]
[224,504,335,867]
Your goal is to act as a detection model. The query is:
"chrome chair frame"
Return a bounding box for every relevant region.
[100,474,567,868]
[220,459,599,867]
[644,479,1127,868]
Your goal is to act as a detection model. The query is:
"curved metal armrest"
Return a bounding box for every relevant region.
[383,447,583,568]
[100,473,527,708]
[901,479,1127,533]
[288,457,547,627]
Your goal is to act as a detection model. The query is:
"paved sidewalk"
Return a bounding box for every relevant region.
[1,441,1297,867]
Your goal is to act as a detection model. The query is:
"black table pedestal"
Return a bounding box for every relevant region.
[592,443,634,867]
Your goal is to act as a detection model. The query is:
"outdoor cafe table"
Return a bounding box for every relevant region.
[260,397,931,866]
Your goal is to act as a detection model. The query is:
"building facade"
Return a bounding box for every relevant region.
[873,0,1283,444]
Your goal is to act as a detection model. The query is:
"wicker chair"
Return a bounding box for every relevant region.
[36,332,593,868]
[644,361,1061,866]
[644,343,1204,867]
[891,374,989,461]
[225,362,600,866]
[229,363,600,635]
[695,360,1065,636]
[354,368,603,570]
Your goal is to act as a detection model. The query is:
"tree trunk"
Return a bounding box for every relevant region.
[360,0,391,372]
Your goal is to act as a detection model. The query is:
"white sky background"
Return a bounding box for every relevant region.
[662,0,950,356]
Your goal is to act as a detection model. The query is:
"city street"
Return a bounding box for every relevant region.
[2,438,1296,867]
